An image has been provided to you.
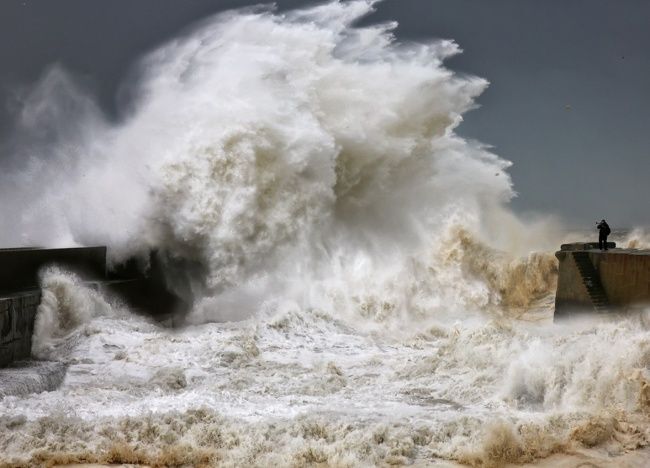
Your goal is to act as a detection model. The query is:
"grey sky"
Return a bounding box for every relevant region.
[1,0,648,227]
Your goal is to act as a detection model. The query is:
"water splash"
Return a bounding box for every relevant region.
[0,0,560,323]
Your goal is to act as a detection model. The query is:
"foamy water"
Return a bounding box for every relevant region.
[1,270,649,466]
[0,1,649,466]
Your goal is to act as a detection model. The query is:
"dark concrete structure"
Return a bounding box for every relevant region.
[555,242,650,318]
[0,246,184,368]
[0,291,40,367]
[0,246,106,293]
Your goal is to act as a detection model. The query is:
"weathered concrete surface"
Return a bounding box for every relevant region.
[0,291,40,367]
[0,361,67,398]
[560,242,616,251]
[591,249,650,306]
[555,242,650,318]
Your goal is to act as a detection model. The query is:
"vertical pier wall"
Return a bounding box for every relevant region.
[590,250,650,306]
[555,243,650,317]
[0,292,41,367]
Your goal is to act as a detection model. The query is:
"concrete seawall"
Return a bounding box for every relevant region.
[555,242,650,318]
[0,246,184,369]
[0,291,40,367]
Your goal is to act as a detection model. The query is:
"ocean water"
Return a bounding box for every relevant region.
[2,265,650,467]
[1,2,649,466]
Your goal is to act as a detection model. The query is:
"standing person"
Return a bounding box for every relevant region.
[596,219,611,250]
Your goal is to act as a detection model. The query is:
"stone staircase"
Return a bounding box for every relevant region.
[572,251,610,312]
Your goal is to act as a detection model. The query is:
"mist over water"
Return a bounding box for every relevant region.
[1,1,649,466]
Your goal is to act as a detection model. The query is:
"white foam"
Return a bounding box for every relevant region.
[0,0,562,323]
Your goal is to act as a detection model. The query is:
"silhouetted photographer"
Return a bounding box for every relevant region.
[596,219,611,250]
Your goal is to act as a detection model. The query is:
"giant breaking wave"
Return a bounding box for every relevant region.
[0,0,558,323]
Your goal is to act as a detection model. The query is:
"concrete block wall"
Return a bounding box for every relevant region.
[555,245,650,318]
[0,291,40,367]
[590,251,650,307]
[554,251,591,317]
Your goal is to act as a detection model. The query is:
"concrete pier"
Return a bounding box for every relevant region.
[555,242,650,318]
[0,291,40,367]
[0,247,184,369]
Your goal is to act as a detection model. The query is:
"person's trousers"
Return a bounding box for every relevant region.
[599,234,608,250]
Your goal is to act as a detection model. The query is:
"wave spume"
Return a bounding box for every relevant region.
[0,0,561,324]
[4,298,650,466]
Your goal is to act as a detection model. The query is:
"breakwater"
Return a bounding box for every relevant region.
[555,242,650,318]
[0,246,182,368]
[0,291,40,367]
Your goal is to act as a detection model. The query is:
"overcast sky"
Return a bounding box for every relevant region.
[0,0,648,227]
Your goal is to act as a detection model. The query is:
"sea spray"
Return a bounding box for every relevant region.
[0,0,561,323]
[31,267,120,359]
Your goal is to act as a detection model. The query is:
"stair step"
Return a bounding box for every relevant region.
[572,252,611,312]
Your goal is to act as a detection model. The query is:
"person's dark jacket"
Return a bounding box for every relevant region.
[597,221,611,236]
